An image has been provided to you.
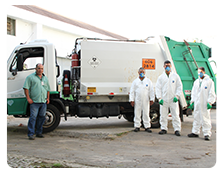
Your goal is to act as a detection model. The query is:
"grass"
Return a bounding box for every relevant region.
[52,163,64,168]
[32,162,70,168]
[116,131,129,137]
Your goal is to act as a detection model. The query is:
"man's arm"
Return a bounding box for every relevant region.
[207,80,216,105]
[24,88,33,104]
[175,74,183,98]
[129,80,136,107]
[45,77,50,104]
[47,91,50,104]
[155,76,162,100]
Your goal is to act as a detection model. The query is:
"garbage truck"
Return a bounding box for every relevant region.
[7,35,216,133]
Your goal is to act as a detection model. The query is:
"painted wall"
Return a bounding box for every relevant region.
[7,5,115,72]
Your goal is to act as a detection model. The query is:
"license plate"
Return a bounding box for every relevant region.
[87,87,96,93]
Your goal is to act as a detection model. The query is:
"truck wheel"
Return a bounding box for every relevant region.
[179,103,184,122]
[150,102,160,128]
[123,113,134,122]
[43,104,61,133]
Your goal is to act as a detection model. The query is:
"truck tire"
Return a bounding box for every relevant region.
[179,103,184,122]
[43,104,61,133]
[150,102,160,128]
[123,113,134,122]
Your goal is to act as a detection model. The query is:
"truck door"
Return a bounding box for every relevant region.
[7,47,44,115]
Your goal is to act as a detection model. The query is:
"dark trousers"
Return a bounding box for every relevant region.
[28,103,46,137]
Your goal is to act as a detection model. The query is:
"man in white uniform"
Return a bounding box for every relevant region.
[155,60,182,136]
[129,67,155,132]
[188,67,216,141]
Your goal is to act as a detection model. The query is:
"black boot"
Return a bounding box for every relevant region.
[175,130,181,136]
[36,134,44,138]
[133,127,140,132]
[28,135,35,140]
[159,129,167,135]
[187,133,199,138]
[204,135,210,141]
[145,128,152,133]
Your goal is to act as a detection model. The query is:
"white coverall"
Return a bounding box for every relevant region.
[129,77,155,128]
[155,71,182,131]
[190,74,216,137]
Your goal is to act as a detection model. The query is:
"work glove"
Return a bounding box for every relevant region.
[207,103,212,109]
[188,102,194,110]
[159,99,164,105]
[173,97,178,103]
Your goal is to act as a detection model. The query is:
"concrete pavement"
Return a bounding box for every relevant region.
[7,109,217,168]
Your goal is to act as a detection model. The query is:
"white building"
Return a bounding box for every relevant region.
[7,5,128,80]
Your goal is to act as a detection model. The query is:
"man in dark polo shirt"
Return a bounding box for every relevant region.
[23,63,50,140]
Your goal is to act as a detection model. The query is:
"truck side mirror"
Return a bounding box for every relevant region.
[17,54,23,71]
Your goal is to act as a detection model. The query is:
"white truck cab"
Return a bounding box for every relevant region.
[7,40,60,121]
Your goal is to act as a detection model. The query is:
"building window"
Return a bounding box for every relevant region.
[7,17,16,36]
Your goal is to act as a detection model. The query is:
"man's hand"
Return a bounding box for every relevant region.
[173,97,178,103]
[207,103,212,109]
[159,99,164,105]
[24,89,33,104]
[47,91,50,104]
[150,101,154,106]
[27,98,33,104]
[130,101,135,107]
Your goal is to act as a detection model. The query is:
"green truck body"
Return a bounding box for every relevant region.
[165,37,216,105]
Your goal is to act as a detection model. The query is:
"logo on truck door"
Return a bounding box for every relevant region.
[88,55,101,69]
[142,58,155,70]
